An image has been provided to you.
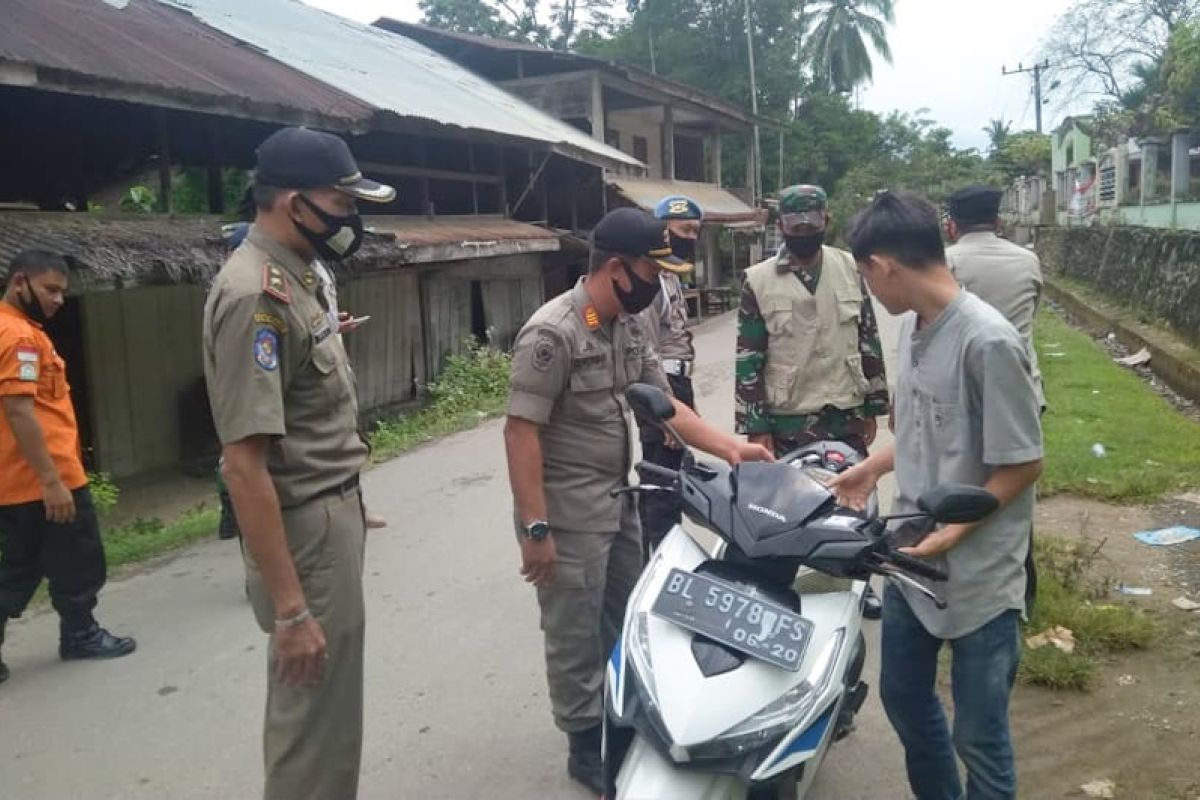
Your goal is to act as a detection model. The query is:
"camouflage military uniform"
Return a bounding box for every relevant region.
[735,247,889,458]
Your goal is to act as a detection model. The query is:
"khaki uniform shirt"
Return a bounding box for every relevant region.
[947,232,1045,408]
[202,225,367,508]
[508,279,672,533]
[641,272,694,362]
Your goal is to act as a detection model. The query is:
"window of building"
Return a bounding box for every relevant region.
[633,135,649,164]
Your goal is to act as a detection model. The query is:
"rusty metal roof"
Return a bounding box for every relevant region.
[366,216,560,265]
[608,178,767,226]
[0,0,373,129]
[158,0,644,171]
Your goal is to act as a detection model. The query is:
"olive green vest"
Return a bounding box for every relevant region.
[743,246,870,416]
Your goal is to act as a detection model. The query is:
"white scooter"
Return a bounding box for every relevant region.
[604,385,998,799]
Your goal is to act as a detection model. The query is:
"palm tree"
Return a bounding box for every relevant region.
[804,0,895,93]
[983,118,1013,154]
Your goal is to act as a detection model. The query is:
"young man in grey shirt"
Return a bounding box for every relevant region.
[831,191,1043,800]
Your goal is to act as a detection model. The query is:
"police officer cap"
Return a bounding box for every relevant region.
[947,185,1002,225]
[255,127,396,203]
[593,207,690,273]
[654,195,703,220]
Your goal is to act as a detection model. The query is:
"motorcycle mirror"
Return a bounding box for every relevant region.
[916,484,999,524]
[625,383,675,422]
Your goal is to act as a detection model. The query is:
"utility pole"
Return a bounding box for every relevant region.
[743,0,761,200]
[1002,60,1051,134]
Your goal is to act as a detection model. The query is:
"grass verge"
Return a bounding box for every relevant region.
[368,341,511,462]
[1036,307,1200,502]
[1019,535,1156,690]
[104,507,221,569]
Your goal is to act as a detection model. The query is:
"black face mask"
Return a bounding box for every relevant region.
[613,260,662,315]
[670,234,696,264]
[295,195,364,262]
[785,232,826,259]
[16,281,50,326]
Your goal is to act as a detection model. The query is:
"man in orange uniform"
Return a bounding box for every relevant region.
[0,250,136,685]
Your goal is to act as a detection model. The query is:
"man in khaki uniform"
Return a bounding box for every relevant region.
[504,208,773,793]
[945,185,1045,409]
[636,195,703,556]
[203,127,394,800]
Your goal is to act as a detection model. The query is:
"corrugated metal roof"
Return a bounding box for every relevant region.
[608,178,767,225]
[368,216,558,247]
[377,20,765,131]
[157,0,643,171]
[0,0,373,128]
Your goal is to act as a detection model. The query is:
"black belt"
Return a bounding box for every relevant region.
[305,474,360,506]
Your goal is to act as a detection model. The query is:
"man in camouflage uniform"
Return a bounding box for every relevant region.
[736,184,889,616]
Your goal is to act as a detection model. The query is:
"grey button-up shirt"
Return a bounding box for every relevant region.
[892,290,1043,639]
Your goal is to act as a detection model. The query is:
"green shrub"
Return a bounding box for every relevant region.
[87,471,120,517]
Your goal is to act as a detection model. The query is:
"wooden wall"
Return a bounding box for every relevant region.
[420,253,543,378]
[340,270,424,410]
[81,284,209,478]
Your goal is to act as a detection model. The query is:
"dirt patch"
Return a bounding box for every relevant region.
[1012,495,1200,799]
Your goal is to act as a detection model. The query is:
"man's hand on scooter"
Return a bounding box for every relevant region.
[727,439,775,465]
[827,463,879,512]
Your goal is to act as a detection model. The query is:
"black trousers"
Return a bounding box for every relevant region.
[0,487,106,635]
[637,373,696,558]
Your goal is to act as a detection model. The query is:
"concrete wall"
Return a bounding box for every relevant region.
[607,109,664,179]
[1036,225,1200,346]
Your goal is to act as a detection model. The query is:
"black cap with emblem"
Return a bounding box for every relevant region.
[592,207,689,273]
[255,127,395,203]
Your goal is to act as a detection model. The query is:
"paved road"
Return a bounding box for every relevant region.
[0,303,906,799]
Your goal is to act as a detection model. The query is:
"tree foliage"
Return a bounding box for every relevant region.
[417,0,616,48]
[804,0,895,93]
[1041,0,1200,106]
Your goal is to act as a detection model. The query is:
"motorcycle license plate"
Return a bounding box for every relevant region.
[651,569,812,672]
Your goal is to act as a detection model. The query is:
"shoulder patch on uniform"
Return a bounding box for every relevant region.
[18,362,38,381]
[15,345,38,363]
[253,312,287,333]
[582,305,601,330]
[253,328,280,371]
[532,331,558,372]
[262,263,291,304]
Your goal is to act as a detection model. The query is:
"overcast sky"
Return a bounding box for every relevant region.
[303,0,1078,152]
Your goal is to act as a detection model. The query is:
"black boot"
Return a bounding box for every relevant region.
[59,622,137,661]
[862,584,882,620]
[567,725,604,795]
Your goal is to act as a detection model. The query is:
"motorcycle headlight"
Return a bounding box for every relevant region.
[623,553,669,705]
[687,629,846,762]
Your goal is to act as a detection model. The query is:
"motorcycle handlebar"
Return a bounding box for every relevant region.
[884,549,949,582]
[635,462,680,484]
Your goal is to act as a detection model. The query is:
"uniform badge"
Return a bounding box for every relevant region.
[261,263,291,304]
[253,311,287,333]
[254,328,280,371]
[15,345,38,381]
[582,306,601,330]
[302,271,317,288]
[532,331,557,372]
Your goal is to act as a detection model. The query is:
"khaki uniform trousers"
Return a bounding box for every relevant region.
[245,485,367,800]
[526,499,642,733]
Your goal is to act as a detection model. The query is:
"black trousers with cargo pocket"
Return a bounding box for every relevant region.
[0,487,106,636]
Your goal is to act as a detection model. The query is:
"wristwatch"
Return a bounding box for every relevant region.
[524,520,551,541]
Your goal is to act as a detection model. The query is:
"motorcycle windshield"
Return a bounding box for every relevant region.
[731,462,834,553]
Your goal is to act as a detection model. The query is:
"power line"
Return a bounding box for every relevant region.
[1002,60,1051,133]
